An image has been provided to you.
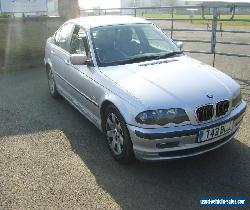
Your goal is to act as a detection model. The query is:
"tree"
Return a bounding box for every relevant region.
[58,0,80,19]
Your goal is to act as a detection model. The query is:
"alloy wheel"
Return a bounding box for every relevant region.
[106,112,124,155]
[48,69,55,94]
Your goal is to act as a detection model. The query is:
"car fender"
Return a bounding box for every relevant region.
[45,57,53,72]
[100,92,140,126]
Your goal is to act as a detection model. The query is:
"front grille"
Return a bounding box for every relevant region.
[216,100,229,117]
[196,100,230,122]
[196,105,214,122]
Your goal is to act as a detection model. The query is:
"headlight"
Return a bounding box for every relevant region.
[232,91,242,108]
[135,108,189,125]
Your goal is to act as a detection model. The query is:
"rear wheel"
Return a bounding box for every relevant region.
[104,105,134,163]
[47,66,59,98]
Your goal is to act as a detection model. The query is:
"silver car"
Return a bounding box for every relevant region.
[44,16,246,163]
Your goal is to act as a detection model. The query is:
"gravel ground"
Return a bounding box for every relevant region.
[0,22,249,210]
[0,66,249,210]
[0,69,121,210]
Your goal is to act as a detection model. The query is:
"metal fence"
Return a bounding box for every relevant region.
[80,4,250,66]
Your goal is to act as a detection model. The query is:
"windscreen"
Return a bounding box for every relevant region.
[90,23,181,67]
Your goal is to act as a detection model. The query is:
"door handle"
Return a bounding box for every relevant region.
[64,59,70,65]
[51,50,55,55]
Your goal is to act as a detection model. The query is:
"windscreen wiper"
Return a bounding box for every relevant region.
[109,52,183,66]
[117,55,160,65]
[155,51,183,59]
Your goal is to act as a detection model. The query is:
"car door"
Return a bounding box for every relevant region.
[65,25,102,121]
[50,22,74,95]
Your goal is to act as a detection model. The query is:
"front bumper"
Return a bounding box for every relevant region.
[128,101,247,161]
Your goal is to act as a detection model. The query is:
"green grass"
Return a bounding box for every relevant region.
[140,14,250,26]
[0,13,11,18]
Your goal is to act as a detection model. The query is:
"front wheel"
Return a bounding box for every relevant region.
[104,105,134,163]
[47,67,59,98]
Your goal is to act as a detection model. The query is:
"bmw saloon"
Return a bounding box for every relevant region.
[44,16,246,163]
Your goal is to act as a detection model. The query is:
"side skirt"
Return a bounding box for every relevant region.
[57,85,103,132]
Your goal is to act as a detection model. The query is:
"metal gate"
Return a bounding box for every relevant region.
[81,4,250,66]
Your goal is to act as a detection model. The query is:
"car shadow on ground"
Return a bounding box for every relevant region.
[68,125,250,210]
[0,69,249,209]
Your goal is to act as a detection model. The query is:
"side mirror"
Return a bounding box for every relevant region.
[70,54,89,65]
[176,41,184,50]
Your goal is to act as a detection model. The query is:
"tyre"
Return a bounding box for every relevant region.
[47,66,59,98]
[104,105,135,163]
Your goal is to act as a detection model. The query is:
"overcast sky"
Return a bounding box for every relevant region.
[78,0,250,9]
[78,0,121,9]
[187,0,250,2]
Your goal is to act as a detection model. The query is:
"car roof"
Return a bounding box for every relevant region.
[69,15,150,29]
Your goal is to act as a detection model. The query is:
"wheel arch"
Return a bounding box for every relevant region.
[100,96,134,131]
[100,98,135,163]
[45,58,53,74]
[45,63,51,74]
[100,100,116,131]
